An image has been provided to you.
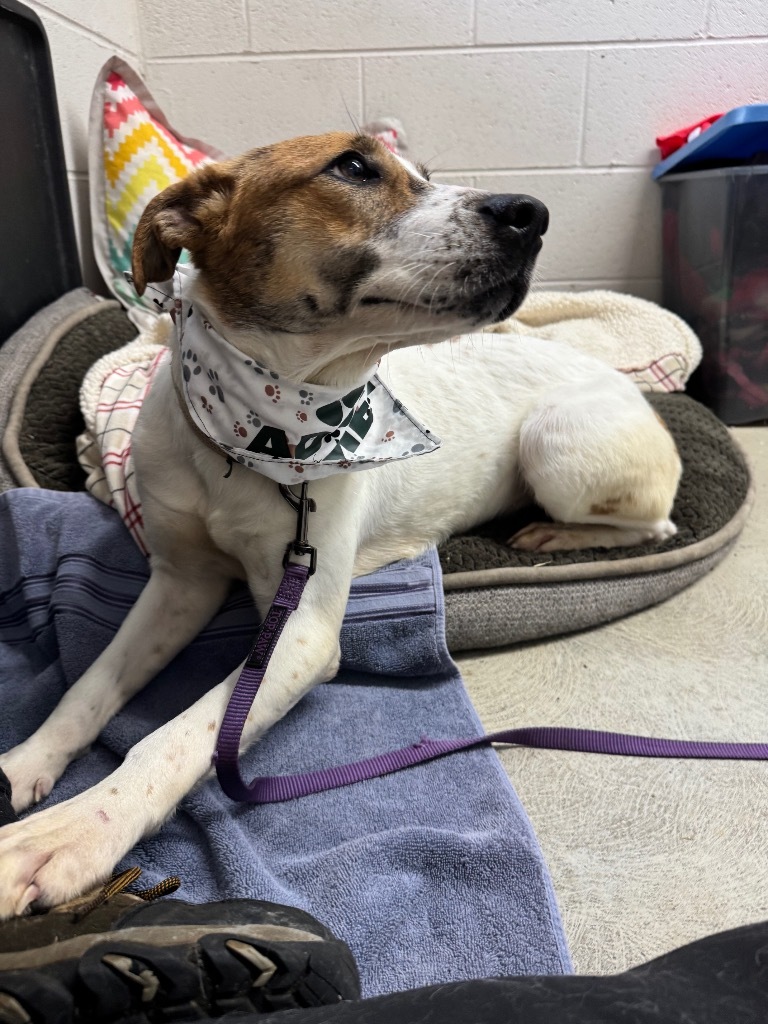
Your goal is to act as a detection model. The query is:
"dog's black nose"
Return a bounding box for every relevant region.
[477,194,549,238]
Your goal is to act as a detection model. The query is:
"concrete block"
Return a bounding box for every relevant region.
[709,0,768,38]
[364,51,587,170]
[138,0,247,57]
[145,58,362,156]
[32,0,140,52]
[477,0,706,45]
[431,171,478,188]
[584,42,768,167]
[248,0,471,51]
[531,278,663,304]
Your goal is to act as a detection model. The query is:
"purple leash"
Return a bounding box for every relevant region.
[215,484,315,801]
[216,486,768,804]
[224,728,768,804]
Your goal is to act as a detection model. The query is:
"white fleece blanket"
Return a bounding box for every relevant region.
[497,288,702,392]
[77,289,702,544]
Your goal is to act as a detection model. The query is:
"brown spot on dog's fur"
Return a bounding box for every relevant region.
[146,784,154,797]
[208,720,217,732]
[110,787,118,795]
[589,498,622,516]
[97,810,110,824]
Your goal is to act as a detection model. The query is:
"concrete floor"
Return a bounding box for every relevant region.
[459,426,768,975]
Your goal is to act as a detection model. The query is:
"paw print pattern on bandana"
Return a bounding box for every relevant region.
[296,411,308,423]
[244,360,280,380]
[207,369,224,402]
[246,410,261,428]
[200,396,213,414]
[233,421,247,438]
[182,349,202,382]
[287,461,305,474]
[265,384,281,404]
[299,389,313,406]
[401,443,426,456]
[382,430,395,443]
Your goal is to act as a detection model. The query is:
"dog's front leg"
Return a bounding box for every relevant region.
[0,554,350,919]
[0,561,232,812]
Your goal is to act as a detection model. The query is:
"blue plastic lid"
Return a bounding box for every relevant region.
[652,104,768,180]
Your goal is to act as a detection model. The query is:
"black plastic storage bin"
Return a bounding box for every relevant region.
[661,166,768,425]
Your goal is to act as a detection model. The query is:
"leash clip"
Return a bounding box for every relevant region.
[279,483,317,575]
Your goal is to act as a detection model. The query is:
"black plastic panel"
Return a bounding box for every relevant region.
[0,0,82,344]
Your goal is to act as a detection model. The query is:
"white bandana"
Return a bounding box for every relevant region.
[130,267,441,486]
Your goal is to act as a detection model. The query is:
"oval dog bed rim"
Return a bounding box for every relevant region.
[442,472,754,592]
[2,293,121,489]
[443,537,738,652]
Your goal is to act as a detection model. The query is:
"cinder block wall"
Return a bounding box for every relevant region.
[29,0,768,299]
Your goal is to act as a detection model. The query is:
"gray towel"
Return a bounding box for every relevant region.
[0,489,570,994]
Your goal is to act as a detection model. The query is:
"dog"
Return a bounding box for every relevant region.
[0,131,681,917]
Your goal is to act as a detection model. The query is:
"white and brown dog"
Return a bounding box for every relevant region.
[0,131,680,917]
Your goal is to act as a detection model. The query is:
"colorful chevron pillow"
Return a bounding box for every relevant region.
[88,57,226,328]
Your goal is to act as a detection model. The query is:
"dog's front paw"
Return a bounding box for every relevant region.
[0,793,127,918]
[0,745,62,813]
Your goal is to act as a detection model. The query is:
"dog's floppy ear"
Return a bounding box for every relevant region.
[131,164,236,295]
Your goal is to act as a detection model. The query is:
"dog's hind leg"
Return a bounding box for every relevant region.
[0,561,232,813]
[510,382,682,553]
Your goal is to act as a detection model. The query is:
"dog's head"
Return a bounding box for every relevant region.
[132,131,547,381]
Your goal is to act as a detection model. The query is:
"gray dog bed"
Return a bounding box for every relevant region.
[0,289,753,652]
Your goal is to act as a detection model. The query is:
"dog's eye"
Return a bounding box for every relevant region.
[329,153,381,184]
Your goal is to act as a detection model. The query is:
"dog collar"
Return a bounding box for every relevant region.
[130,266,442,485]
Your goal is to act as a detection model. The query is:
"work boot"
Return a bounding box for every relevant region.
[0,867,360,1022]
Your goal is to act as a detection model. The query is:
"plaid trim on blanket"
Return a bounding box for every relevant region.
[623,353,689,393]
[77,348,168,554]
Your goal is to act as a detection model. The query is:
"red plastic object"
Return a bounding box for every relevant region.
[656,114,723,159]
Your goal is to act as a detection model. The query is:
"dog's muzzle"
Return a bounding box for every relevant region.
[454,192,549,324]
